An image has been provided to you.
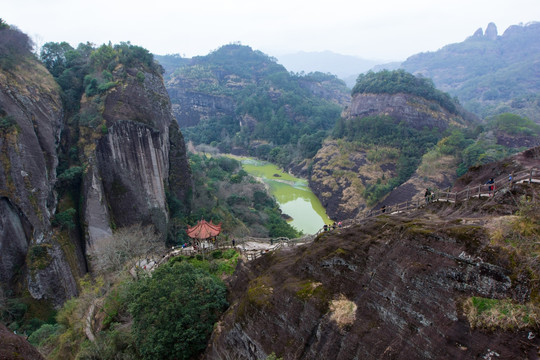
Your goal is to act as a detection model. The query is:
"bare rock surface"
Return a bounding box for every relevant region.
[206,198,540,359]
[0,323,44,360]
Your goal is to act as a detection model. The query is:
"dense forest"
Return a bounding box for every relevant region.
[166,44,347,168]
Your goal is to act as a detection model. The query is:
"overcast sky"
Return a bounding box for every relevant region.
[4,0,540,61]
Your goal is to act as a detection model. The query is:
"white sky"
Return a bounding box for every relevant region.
[3,0,540,61]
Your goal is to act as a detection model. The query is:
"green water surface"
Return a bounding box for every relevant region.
[235,156,332,234]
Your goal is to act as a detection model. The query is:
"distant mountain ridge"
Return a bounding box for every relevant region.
[402,22,540,123]
[275,50,380,84]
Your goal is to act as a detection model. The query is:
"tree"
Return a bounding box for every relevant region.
[88,224,163,272]
[40,42,74,77]
[128,261,228,360]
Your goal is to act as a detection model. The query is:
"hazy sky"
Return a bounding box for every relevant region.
[4,0,540,61]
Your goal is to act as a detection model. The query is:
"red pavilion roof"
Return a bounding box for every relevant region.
[186,219,222,239]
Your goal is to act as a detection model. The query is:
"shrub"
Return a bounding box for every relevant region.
[127,262,228,360]
[28,323,61,347]
[52,208,77,229]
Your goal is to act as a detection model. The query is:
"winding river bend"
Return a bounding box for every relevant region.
[234,156,332,235]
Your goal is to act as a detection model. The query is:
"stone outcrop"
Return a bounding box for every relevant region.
[206,197,539,359]
[485,22,498,40]
[0,42,193,305]
[81,64,192,254]
[309,92,466,221]
[0,56,79,306]
[0,322,44,360]
[347,93,462,131]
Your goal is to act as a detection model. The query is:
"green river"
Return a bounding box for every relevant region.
[233,156,332,235]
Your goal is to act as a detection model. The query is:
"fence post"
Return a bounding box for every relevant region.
[478,185,481,198]
[530,169,533,183]
[466,187,470,200]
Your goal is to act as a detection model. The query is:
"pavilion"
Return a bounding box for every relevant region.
[186,219,222,240]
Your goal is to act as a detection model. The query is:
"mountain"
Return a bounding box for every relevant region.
[307,70,474,220]
[275,51,380,85]
[401,22,540,123]
[163,44,349,168]
[0,25,192,309]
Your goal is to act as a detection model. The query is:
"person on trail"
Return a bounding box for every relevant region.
[424,188,432,204]
[323,224,328,232]
[338,221,342,228]
[381,205,387,213]
[486,178,495,196]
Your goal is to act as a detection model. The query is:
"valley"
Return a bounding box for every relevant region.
[233,156,332,234]
[1,18,540,360]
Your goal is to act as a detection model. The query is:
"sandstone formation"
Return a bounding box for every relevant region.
[80,63,192,260]
[206,186,540,359]
[0,55,79,306]
[309,92,466,221]
[0,323,44,360]
[346,93,464,131]
[0,41,192,306]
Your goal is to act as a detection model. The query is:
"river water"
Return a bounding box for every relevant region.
[235,157,332,235]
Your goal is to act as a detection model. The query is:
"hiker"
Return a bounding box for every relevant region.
[323,224,328,232]
[424,188,431,204]
[381,205,386,213]
[332,222,337,230]
[338,221,342,228]
[486,178,495,196]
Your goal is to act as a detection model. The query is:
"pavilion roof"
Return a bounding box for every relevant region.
[186,219,222,239]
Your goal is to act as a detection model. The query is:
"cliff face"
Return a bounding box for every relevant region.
[309,92,465,221]
[81,64,192,254]
[0,57,79,306]
[167,76,236,128]
[206,188,539,359]
[0,42,193,306]
[347,93,463,131]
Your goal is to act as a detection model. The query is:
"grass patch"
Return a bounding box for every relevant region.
[464,296,540,330]
[329,294,357,330]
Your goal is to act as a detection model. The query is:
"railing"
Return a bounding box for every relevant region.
[313,167,540,234]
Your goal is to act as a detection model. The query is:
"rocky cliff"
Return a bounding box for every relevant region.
[79,58,192,263]
[0,38,192,307]
[0,49,79,306]
[206,184,540,359]
[309,91,467,221]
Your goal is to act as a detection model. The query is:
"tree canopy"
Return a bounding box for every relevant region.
[352,69,458,114]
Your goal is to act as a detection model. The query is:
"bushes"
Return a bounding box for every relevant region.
[52,208,77,229]
[0,23,33,70]
[127,262,228,360]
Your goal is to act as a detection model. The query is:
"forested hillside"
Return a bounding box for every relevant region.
[162,44,349,168]
[401,22,540,123]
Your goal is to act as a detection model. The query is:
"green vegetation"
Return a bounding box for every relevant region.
[420,112,534,177]
[486,112,540,136]
[171,44,344,168]
[332,114,441,204]
[183,153,300,240]
[464,296,539,330]
[170,248,240,276]
[0,19,33,70]
[52,208,77,230]
[128,262,227,360]
[352,69,458,114]
[28,224,238,360]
